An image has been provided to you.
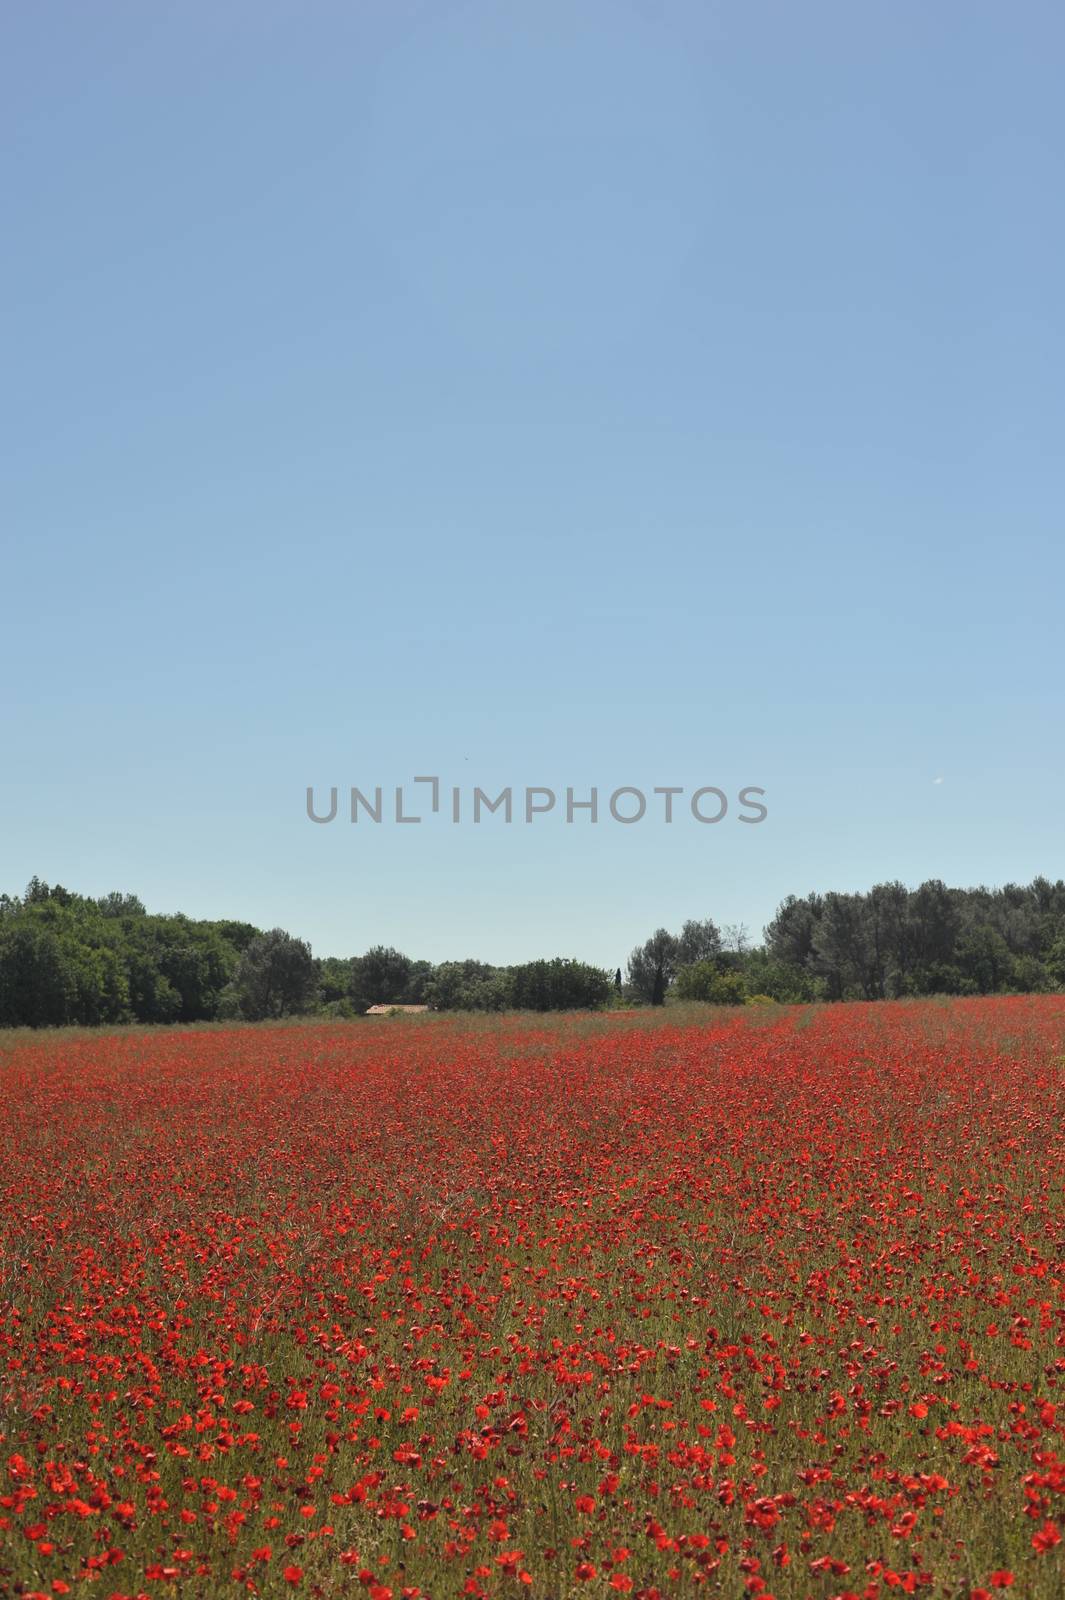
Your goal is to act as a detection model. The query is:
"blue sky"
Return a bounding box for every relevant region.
[3,2,1063,965]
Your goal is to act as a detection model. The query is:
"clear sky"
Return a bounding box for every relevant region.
[3,2,1063,966]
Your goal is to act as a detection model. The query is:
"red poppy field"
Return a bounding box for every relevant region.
[1,999,1062,1600]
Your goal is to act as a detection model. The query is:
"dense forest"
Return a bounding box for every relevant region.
[1,875,1064,1028]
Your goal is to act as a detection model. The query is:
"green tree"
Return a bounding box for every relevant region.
[508,958,611,1011]
[349,946,416,1012]
[739,948,821,1003]
[0,922,75,1026]
[627,928,679,1005]
[956,925,1014,994]
[97,891,146,918]
[317,956,352,1006]
[425,960,507,1011]
[234,929,316,1020]
[674,961,747,1005]
[676,918,722,967]
[1046,932,1065,988]
[69,942,130,1025]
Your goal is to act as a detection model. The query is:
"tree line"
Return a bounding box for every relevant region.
[0,879,611,1026]
[626,879,1065,1006]
[761,878,1065,1000]
[1,874,1064,1028]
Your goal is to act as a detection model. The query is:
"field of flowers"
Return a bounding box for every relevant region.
[0,999,1062,1600]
